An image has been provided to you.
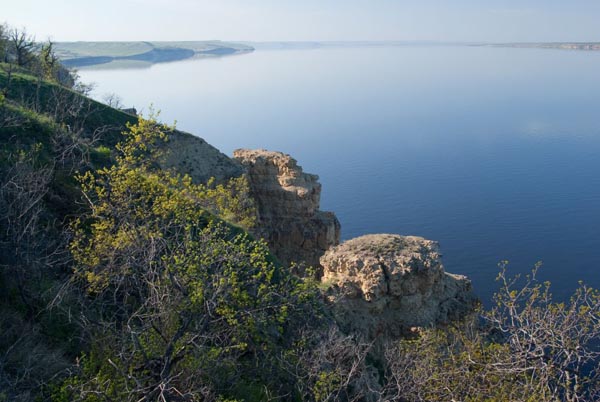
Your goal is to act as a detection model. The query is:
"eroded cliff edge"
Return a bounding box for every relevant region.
[231,148,476,340]
[233,149,341,272]
[320,234,477,339]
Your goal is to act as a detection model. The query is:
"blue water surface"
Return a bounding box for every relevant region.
[79,45,600,303]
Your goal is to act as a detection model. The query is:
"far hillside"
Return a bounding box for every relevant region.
[54,40,254,68]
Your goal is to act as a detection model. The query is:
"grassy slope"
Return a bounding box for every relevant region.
[0,64,248,256]
[0,63,148,226]
[0,68,267,289]
[0,64,136,141]
[0,65,256,270]
[0,66,270,400]
[0,63,244,216]
[1,63,242,184]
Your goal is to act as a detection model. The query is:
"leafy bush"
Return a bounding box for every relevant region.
[382,264,600,402]
[59,115,324,401]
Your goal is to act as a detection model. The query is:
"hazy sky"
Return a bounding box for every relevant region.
[4,0,600,42]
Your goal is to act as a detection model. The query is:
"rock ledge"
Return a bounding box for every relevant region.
[321,234,477,339]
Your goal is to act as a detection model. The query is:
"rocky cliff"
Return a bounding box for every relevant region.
[218,148,475,337]
[320,234,477,339]
[233,149,340,271]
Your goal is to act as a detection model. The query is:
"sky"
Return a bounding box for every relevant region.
[3,0,600,43]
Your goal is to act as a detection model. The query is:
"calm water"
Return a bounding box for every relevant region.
[79,45,600,302]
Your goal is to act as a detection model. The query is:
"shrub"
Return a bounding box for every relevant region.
[59,115,323,401]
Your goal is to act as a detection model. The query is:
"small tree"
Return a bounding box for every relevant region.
[8,27,35,67]
[485,263,600,401]
[0,23,8,62]
[38,40,59,80]
[102,92,124,109]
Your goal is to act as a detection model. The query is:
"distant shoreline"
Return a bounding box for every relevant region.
[56,40,600,69]
[55,41,254,68]
[243,40,600,51]
[472,42,600,51]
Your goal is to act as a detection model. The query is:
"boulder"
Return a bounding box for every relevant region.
[320,234,477,339]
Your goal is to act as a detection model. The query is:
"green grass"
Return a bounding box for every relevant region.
[0,63,137,144]
[0,65,139,219]
[0,103,57,157]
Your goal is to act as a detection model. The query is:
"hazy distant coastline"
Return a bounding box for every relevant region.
[56,40,600,69]
[55,41,254,68]
[244,41,600,51]
[474,42,600,51]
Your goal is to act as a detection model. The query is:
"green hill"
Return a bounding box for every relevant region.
[54,41,254,68]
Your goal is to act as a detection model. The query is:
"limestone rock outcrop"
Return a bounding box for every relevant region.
[233,149,340,270]
[320,234,477,339]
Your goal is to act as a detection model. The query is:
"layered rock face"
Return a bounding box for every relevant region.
[233,149,340,270]
[321,234,477,339]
